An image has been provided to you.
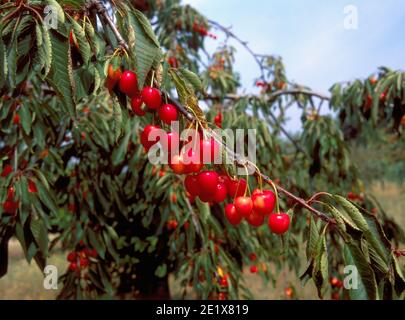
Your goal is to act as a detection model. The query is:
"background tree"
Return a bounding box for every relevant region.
[0,0,404,300]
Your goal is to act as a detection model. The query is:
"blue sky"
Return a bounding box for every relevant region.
[183,0,405,131]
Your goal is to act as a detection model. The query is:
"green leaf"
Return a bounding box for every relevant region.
[343,242,378,300]
[392,254,405,296]
[36,178,58,213]
[312,224,329,299]
[46,0,65,24]
[127,11,162,89]
[88,229,106,259]
[47,31,76,117]
[30,218,48,257]
[155,263,167,278]
[0,36,6,88]
[334,195,369,232]
[7,40,17,88]
[306,215,319,259]
[19,103,31,134]
[177,68,204,94]
[68,15,91,64]
[132,9,160,48]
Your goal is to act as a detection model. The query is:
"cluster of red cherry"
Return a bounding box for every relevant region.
[67,244,98,274]
[184,171,290,232]
[330,276,343,300]
[105,67,290,233]
[192,22,217,39]
[1,165,37,216]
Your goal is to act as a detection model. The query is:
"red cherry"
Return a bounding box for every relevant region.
[184,175,200,197]
[13,114,20,125]
[105,77,117,92]
[252,190,276,215]
[226,178,247,198]
[67,252,77,262]
[246,210,265,227]
[169,154,186,174]
[225,203,242,225]
[168,56,179,68]
[28,180,38,193]
[213,182,227,203]
[161,131,180,155]
[200,138,220,164]
[158,104,178,124]
[171,193,177,203]
[249,253,257,262]
[234,196,253,218]
[141,87,162,110]
[2,200,18,215]
[7,186,15,200]
[199,192,214,203]
[380,92,387,102]
[285,287,293,298]
[89,249,98,258]
[131,97,146,116]
[331,292,340,300]
[119,70,139,97]
[197,171,219,197]
[330,277,343,288]
[219,278,228,287]
[250,265,258,273]
[69,262,78,272]
[1,164,13,177]
[218,174,230,186]
[167,220,178,230]
[79,257,89,268]
[68,203,75,213]
[218,292,227,300]
[141,125,161,151]
[182,148,203,174]
[268,212,290,234]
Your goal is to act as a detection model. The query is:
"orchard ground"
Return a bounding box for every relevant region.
[1,181,404,300]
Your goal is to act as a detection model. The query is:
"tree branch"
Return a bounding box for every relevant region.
[86,0,129,51]
[92,0,334,224]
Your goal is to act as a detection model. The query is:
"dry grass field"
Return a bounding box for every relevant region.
[0,182,403,300]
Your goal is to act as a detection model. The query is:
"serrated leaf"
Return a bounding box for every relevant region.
[343,242,378,300]
[46,0,65,25]
[68,15,91,64]
[132,9,160,48]
[127,11,161,89]
[0,36,6,88]
[334,195,369,231]
[19,103,31,134]
[7,40,17,88]
[30,218,48,257]
[47,31,75,117]
[178,68,204,94]
[112,125,130,166]
[88,229,106,259]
